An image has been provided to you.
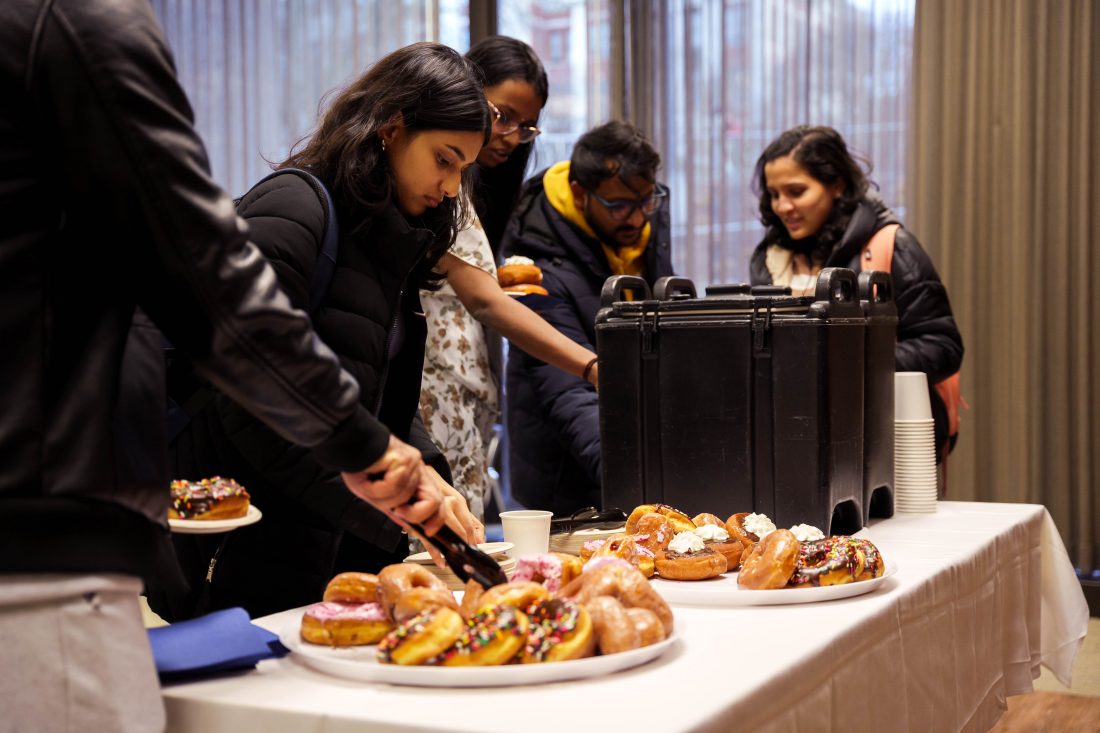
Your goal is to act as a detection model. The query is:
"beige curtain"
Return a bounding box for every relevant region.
[150,0,444,196]
[910,0,1099,572]
[636,0,915,287]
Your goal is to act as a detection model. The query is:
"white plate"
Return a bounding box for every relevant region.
[168,505,262,534]
[403,542,514,565]
[548,526,627,556]
[650,559,898,607]
[275,609,680,687]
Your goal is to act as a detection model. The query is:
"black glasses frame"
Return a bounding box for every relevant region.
[588,184,669,222]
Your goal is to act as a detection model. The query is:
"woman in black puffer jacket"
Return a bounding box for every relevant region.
[748,125,963,459]
[153,43,491,620]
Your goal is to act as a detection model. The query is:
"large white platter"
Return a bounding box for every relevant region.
[650,559,898,607]
[274,609,680,687]
[168,505,262,534]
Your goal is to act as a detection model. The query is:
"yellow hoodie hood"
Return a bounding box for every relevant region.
[542,161,650,277]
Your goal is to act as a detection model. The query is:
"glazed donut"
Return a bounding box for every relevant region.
[504,282,549,296]
[322,572,380,604]
[377,607,465,665]
[584,595,640,655]
[377,564,449,621]
[692,524,745,571]
[439,604,530,666]
[692,512,726,528]
[511,553,584,593]
[497,263,542,288]
[300,601,392,647]
[476,581,550,613]
[169,476,250,520]
[562,562,674,636]
[579,538,605,562]
[654,547,726,581]
[392,587,460,624]
[626,504,695,535]
[522,599,596,663]
[625,606,666,647]
[631,513,674,553]
[737,528,800,590]
[590,534,639,564]
[458,579,485,618]
[577,556,635,576]
[789,537,885,587]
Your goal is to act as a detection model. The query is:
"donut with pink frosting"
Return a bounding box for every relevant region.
[511,552,583,592]
[300,601,393,646]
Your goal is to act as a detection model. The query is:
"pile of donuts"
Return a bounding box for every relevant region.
[299,556,673,666]
[576,503,886,589]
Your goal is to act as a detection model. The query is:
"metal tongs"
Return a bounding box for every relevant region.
[416,522,509,589]
[548,506,628,535]
[369,474,508,588]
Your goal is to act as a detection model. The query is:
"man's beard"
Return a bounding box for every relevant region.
[587,208,642,249]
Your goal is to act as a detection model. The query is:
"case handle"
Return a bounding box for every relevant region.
[749,284,793,296]
[653,276,697,301]
[600,275,652,306]
[814,267,858,305]
[705,283,752,297]
[858,270,894,304]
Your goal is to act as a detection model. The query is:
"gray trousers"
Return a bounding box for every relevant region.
[0,574,165,733]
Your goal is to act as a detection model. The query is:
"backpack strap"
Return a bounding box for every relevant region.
[246,168,340,316]
[860,223,899,274]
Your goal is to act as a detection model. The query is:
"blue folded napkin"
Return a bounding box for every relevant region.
[148,607,288,682]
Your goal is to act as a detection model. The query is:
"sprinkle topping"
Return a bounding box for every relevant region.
[169,476,248,518]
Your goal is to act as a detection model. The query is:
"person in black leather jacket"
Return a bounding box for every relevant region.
[0,3,453,730]
[501,121,675,515]
[748,125,964,456]
[160,42,491,619]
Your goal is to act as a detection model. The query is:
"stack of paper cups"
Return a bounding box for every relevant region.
[894,372,937,512]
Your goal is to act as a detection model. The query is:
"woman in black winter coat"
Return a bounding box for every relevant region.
[155,42,491,620]
[748,125,964,459]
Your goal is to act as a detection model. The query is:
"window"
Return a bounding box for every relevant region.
[499,0,613,175]
[149,0,466,195]
[646,0,915,287]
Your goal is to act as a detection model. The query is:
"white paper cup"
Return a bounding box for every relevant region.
[895,372,933,421]
[499,510,553,558]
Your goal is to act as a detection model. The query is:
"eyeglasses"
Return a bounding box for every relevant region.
[487,100,541,144]
[589,184,668,222]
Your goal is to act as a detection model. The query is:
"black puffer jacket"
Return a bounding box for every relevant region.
[750,194,964,450]
[160,175,453,619]
[0,0,386,583]
[501,170,675,516]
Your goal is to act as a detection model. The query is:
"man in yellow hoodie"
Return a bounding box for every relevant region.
[500,120,674,515]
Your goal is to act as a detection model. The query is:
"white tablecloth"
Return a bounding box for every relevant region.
[162,502,1089,733]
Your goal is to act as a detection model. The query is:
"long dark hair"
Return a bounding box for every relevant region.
[281,42,490,288]
[465,36,548,255]
[752,125,870,263]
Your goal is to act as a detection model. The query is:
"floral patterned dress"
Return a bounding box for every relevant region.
[419,208,499,521]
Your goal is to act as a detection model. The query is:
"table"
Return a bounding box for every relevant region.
[162,502,1090,733]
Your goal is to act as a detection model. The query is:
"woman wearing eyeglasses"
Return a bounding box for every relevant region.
[418,37,598,522]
